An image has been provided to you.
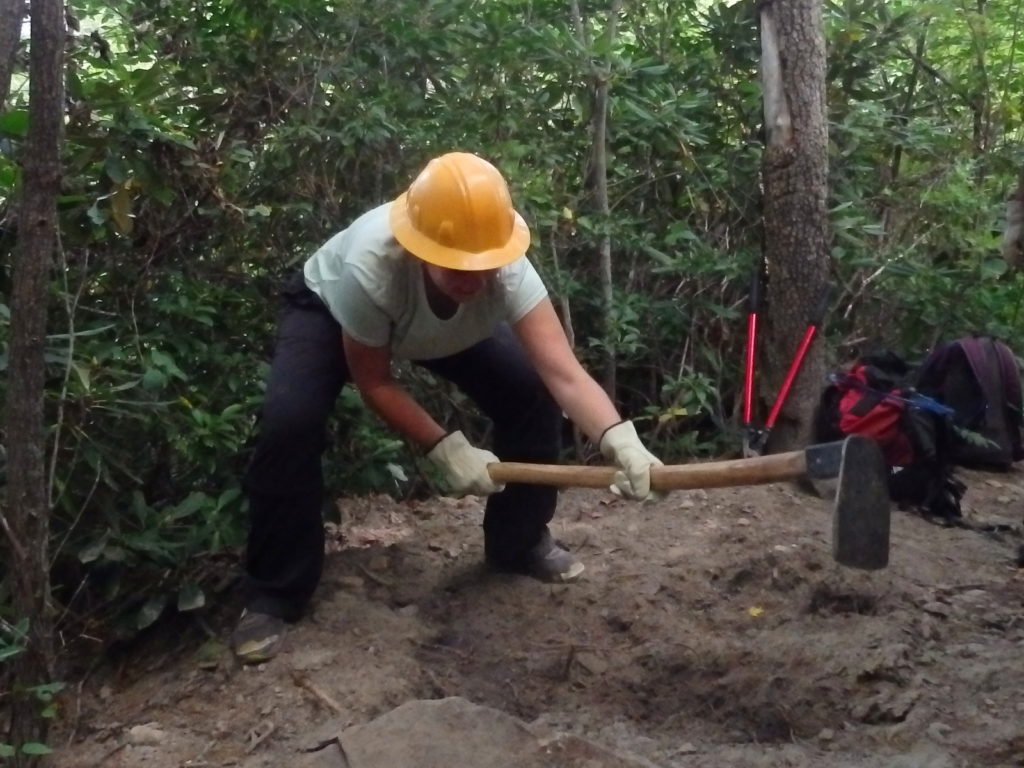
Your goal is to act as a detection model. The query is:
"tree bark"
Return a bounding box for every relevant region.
[1002,167,1024,270]
[758,0,830,452]
[3,0,63,761]
[0,0,24,108]
[571,0,622,399]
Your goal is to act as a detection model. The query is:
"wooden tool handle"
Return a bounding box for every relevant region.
[488,450,808,491]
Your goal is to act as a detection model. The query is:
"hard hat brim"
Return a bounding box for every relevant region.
[388,195,531,271]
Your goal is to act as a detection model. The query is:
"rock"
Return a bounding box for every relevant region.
[922,601,950,618]
[817,728,835,741]
[337,575,365,590]
[127,723,167,746]
[326,697,660,768]
[927,722,952,742]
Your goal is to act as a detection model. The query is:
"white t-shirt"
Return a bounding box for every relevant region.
[303,203,548,361]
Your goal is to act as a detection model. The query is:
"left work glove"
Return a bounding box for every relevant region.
[426,430,505,497]
[599,420,664,501]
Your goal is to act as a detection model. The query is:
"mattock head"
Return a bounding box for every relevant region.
[820,435,891,570]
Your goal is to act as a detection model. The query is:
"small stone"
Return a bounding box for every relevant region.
[676,742,698,754]
[961,643,984,658]
[337,575,364,590]
[922,601,950,618]
[736,517,751,526]
[128,723,166,746]
[927,722,952,742]
[817,728,835,741]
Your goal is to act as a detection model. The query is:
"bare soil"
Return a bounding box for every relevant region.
[48,466,1024,767]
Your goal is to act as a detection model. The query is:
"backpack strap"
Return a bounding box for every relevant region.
[956,336,1004,417]
[992,340,1024,460]
[958,336,1024,461]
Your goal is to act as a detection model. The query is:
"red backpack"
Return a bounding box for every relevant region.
[816,351,963,518]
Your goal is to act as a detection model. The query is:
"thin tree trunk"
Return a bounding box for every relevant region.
[571,0,622,398]
[889,25,929,183]
[758,0,829,452]
[3,0,63,761]
[0,0,24,108]
[1002,167,1024,270]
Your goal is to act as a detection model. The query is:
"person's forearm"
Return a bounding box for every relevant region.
[545,371,622,444]
[357,381,446,449]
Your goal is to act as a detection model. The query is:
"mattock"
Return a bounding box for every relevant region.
[489,435,891,571]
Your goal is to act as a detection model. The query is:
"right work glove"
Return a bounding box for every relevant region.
[599,420,664,501]
[426,430,505,497]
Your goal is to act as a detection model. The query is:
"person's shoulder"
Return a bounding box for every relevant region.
[497,255,544,286]
[317,203,404,266]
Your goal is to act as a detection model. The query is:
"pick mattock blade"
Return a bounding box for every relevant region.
[830,435,891,570]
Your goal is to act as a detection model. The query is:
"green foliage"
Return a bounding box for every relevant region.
[0,620,64,757]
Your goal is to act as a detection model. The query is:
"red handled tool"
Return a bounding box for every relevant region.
[743,277,830,456]
[741,259,765,456]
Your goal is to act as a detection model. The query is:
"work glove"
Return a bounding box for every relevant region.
[426,430,505,497]
[599,420,664,501]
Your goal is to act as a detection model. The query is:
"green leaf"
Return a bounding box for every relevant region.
[141,367,168,390]
[22,743,54,755]
[215,487,241,510]
[177,583,206,612]
[79,538,107,564]
[0,743,14,757]
[150,349,187,380]
[71,361,91,391]
[29,682,65,699]
[104,156,129,184]
[136,596,166,630]
[0,109,29,137]
[166,492,208,521]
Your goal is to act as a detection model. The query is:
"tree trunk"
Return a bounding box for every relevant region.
[3,0,63,761]
[757,0,829,452]
[1002,167,1024,270]
[571,0,622,399]
[0,0,24,108]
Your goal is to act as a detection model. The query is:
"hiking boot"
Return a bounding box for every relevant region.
[230,609,285,664]
[525,535,585,583]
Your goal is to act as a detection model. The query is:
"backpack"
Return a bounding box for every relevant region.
[914,336,1024,470]
[815,351,965,519]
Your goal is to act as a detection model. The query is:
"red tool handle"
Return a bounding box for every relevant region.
[742,262,764,426]
[764,324,817,430]
[764,285,831,430]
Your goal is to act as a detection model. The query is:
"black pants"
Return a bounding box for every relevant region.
[241,274,561,620]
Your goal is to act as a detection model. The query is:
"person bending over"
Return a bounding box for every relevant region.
[231,152,663,663]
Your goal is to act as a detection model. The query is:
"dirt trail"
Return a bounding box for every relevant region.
[50,467,1024,767]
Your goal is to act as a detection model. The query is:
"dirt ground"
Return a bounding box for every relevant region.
[47,464,1024,768]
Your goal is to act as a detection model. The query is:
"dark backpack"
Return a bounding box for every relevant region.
[815,351,965,519]
[915,336,1024,470]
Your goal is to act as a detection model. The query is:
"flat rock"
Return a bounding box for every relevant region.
[295,697,661,768]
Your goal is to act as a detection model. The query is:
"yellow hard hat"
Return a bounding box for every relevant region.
[389,152,531,271]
